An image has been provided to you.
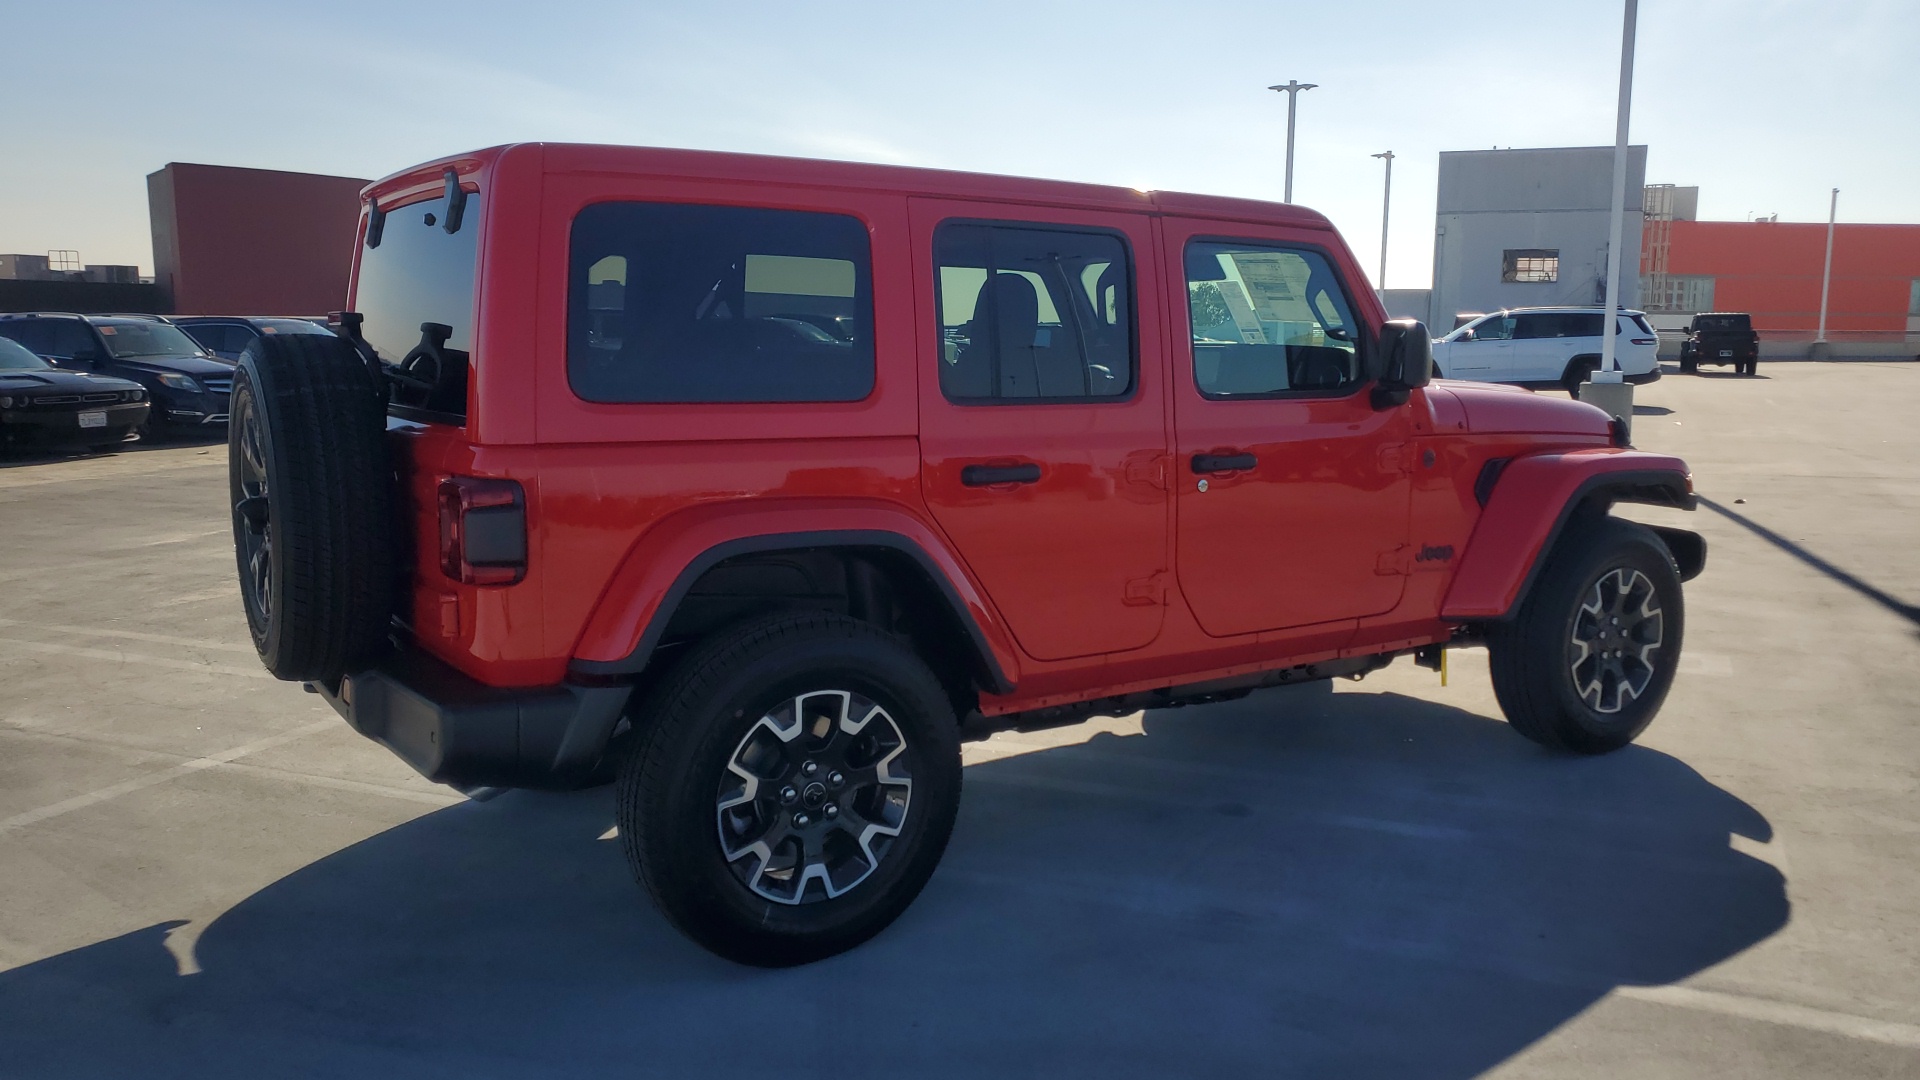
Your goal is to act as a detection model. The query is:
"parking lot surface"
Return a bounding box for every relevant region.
[1,363,1917,1078]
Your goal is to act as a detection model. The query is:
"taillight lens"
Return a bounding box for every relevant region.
[1631,337,1656,345]
[438,476,526,586]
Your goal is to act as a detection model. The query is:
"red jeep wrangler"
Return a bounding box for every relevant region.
[228,144,1704,966]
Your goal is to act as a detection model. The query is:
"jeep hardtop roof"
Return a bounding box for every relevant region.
[363,143,1340,231]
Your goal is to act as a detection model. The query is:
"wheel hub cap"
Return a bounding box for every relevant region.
[716,690,913,905]
[1568,567,1664,714]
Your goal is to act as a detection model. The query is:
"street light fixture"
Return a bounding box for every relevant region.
[1268,80,1317,203]
[1371,151,1395,289]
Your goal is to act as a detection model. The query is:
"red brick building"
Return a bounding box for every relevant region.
[147,163,367,316]
[1644,217,1920,338]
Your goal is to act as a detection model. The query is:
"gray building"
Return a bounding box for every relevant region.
[1426,145,1647,330]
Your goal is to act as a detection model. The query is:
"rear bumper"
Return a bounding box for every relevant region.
[1626,367,1663,385]
[310,645,630,791]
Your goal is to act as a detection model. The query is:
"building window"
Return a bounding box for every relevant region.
[1501,249,1559,283]
[1642,274,1716,313]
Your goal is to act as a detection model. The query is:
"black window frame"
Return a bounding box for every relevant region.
[564,199,879,406]
[1502,248,1561,283]
[1182,236,1374,402]
[932,218,1141,408]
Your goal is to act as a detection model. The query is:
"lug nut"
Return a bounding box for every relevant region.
[793,813,811,828]
[802,761,819,776]
[779,786,798,804]
[828,771,845,788]
[823,804,839,819]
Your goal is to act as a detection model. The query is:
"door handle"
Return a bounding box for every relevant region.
[961,462,1042,487]
[1191,452,1256,474]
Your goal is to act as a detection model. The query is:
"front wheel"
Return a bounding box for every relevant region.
[617,611,962,966]
[1562,357,1599,396]
[1487,518,1684,753]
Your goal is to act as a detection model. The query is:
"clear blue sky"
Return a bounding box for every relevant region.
[4,0,1914,290]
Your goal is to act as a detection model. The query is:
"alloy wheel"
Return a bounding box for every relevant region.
[1567,567,1664,714]
[715,689,913,905]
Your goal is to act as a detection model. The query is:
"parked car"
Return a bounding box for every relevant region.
[229,144,1705,967]
[174,316,333,361]
[1679,312,1759,376]
[0,313,236,438]
[1430,307,1662,394]
[0,335,149,452]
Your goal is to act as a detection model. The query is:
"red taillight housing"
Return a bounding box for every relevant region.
[438,476,526,586]
[1631,337,1656,345]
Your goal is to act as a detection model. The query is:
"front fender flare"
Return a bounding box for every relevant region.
[565,499,1020,692]
[1442,449,1694,622]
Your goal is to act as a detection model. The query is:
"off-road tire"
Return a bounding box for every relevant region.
[1678,354,1698,374]
[617,611,962,967]
[1562,356,1600,396]
[229,333,395,681]
[1487,517,1684,754]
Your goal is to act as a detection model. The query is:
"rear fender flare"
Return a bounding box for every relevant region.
[1442,449,1694,622]
[567,500,1020,692]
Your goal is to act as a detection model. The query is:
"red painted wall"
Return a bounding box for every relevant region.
[147,163,367,316]
[1663,220,1920,333]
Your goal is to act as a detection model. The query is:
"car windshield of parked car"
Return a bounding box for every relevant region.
[97,321,208,359]
[258,319,334,336]
[0,336,51,369]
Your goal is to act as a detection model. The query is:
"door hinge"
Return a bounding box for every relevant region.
[1124,572,1167,606]
[1375,545,1413,576]
[1125,451,1167,490]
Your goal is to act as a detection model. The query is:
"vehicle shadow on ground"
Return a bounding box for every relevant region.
[0,430,223,469]
[0,684,1787,1079]
[1698,496,1920,631]
[1633,404,1674,415]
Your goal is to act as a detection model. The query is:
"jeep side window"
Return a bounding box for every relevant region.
[566,202,874,404]
[933,223,1132,402]
[1185,241,1360,397]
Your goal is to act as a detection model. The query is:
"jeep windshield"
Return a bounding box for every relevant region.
[97,320,211,359]
[354,189,481,374]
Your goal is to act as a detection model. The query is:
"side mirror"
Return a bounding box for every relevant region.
[1372,319,1432,409]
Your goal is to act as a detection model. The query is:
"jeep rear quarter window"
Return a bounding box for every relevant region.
[566,202,874,404]
[1185,242,1360,396]
[354,190,482,387]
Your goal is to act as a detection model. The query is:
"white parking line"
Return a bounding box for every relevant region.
[0,618,254,654]
[1616,983,1920,1049]
[0,720,338,836]
[0,637,270,679]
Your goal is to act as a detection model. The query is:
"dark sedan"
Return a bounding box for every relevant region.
[0,336,149,452]
[0,313,236,439]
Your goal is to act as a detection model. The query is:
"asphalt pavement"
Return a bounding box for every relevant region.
[1,362,1916,1078]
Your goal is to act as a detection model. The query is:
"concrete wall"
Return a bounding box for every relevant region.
[147,163,367,316]
[1431,146,1646,328]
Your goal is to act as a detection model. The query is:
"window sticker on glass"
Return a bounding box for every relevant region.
[1212,281,1269,344]
[261,326,278,334]
[98,326,117,336]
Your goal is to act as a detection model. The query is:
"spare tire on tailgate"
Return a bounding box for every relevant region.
[229,333,395,681]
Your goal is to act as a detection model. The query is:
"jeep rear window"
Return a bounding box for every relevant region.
[354,191,481,373]
[1695,315,1750,331]
[566,202,874,404]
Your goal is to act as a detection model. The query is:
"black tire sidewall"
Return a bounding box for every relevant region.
[1520,521,1685,752]
[625,617,961,966]
[228,365,282,659]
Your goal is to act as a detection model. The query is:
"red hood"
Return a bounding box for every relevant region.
[1428,382,1613,439]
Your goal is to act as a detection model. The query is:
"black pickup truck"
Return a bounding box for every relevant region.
[1679,313,1760,376]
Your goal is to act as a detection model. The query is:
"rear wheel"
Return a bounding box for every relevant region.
[1488,518,1684,754]
[617,611,962,967]
[1562,357,1599,396]
[229,333,395,681]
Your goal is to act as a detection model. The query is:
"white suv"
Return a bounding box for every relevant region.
[1430,308,1661,394]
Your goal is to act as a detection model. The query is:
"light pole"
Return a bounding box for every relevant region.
[1269,80,1317,203]
[1817,187,1838,344]
[1371,151,1395,289]
[1596,0,1638,380]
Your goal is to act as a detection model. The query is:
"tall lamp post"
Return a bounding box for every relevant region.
[1371,151,1395,289]
[1269,80,1317,203]
[1580,0,1639,435]
[1817,187,1838,345]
